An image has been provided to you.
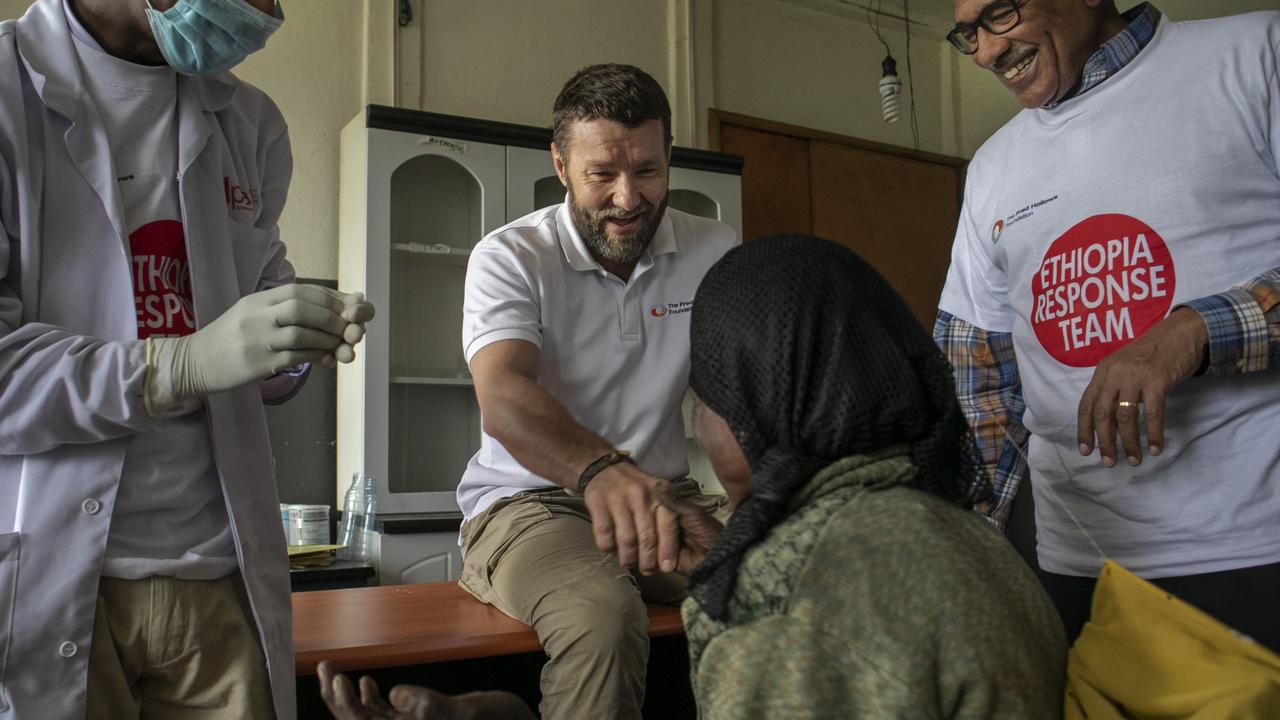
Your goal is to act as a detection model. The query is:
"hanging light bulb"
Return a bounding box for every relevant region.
[879,54,902,124]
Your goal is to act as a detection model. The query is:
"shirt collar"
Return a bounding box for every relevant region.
[556,199,678,275]
[1051,2,1162,107]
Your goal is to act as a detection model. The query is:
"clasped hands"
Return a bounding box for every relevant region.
[145,283,375,415]
[581,462,723,575]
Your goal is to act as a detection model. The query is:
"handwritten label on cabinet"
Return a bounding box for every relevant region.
[421,136,467,155]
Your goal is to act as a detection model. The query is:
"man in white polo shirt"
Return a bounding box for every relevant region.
[457,64,737,719]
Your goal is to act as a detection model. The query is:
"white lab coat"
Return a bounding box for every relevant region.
[0,1,298,717]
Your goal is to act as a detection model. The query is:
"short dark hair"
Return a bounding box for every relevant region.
[552,64,672,153]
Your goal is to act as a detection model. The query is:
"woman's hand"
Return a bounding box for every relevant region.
[656,495,724,574]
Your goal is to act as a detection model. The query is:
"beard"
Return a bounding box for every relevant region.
[568,184,668,265]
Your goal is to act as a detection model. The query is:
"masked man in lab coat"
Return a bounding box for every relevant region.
[0,1,373,718]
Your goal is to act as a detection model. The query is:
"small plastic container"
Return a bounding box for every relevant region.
[289,504,331,546]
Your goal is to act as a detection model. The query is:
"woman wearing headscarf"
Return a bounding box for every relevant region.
[660,234,1067,719]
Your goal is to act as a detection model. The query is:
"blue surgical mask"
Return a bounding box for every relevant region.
[145,0,284,76]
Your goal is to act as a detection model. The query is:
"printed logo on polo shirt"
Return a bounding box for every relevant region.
[991,219,1004,244]
[130,219,196,338]
[650,300,693,318]
[1030,213,1175,367]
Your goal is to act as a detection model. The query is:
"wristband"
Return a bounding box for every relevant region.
[577,450,633,494]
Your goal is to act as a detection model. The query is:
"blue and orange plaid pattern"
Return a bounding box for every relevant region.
[1183,269,1280,375]
[1054,3,1161,107]
[934,312,1027,529]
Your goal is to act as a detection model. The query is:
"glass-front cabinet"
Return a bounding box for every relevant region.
[338,107,743,573]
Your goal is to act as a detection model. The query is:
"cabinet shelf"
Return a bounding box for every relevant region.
[389,374,474,387]
[391,243,471,269]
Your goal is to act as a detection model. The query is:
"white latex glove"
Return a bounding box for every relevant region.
[145,284,356,415]
[316,291,376,368]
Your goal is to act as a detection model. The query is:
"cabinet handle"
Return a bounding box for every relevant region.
[420,136,467,156]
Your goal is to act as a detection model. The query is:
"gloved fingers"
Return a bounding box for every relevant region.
[271,325,344,352]
[271,349,329,375]
[333,343,356,363]
[260,283,348,315]
[342,322,365,345]
[341,299,375,324]
[272,298,349,338]
[316,353,338,369]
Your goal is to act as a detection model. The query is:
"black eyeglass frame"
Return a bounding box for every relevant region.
[946,0,1031,55]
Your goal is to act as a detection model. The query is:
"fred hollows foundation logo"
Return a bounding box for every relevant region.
[650,300,693,318]
[1030,214,1175,367]
[991,219,1005,244]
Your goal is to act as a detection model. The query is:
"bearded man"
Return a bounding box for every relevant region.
[455,64,737,719]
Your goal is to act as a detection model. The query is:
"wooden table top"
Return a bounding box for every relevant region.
[293,582,685,675]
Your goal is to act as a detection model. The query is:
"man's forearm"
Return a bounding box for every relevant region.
[477,370,616,489]
[934,310,1028,529]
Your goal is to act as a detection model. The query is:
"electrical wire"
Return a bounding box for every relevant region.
[865,0,891,56]
[902,0,920,149]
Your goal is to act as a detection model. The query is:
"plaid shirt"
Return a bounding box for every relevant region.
[1057,3,1162,105]
[937,4,1280,528]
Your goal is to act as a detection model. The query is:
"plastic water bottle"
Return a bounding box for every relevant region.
[338,473,376,561]
[361,474,378,560]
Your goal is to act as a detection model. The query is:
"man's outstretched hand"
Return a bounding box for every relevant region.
[317,661,534,720]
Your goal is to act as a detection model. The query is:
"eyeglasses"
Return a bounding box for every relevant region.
[946,0,1030,55]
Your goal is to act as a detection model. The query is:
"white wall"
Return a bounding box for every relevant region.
[405,0,671,131]
[2,0,1276,268]
[715,0,948,153]
[397,0,955,155]
[237,0,368,279]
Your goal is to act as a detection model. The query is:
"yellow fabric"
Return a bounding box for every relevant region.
[1065,560,1280,719]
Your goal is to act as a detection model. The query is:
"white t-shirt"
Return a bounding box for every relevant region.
[940,12,1280,578]
[68,3,236,580]
[457,202,737,523]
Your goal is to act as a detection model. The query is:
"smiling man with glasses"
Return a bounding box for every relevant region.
[934,0,1280,653]
[946,0,1028,55]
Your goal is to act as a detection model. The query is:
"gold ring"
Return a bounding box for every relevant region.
[1116,401,1139,409]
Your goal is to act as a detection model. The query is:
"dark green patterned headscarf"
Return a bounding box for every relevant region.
[687,235,991,620]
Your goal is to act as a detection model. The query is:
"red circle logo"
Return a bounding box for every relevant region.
[1030,214,1175,367]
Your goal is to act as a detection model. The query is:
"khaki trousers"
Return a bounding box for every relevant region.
[459,479,723,720]
[86,573,275,720]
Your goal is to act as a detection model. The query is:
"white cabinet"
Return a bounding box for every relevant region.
[338,107,743,576]
[377,527,463,585]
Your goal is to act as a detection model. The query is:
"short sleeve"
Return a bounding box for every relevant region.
[937,168,1018,333]
[462,242,543,363]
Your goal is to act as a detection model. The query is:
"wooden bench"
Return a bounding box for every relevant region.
[293,581,686,676]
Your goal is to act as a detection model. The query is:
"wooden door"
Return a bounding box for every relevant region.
[717,123,813,238]
[711,110,965,328]
[809,141,961,325]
